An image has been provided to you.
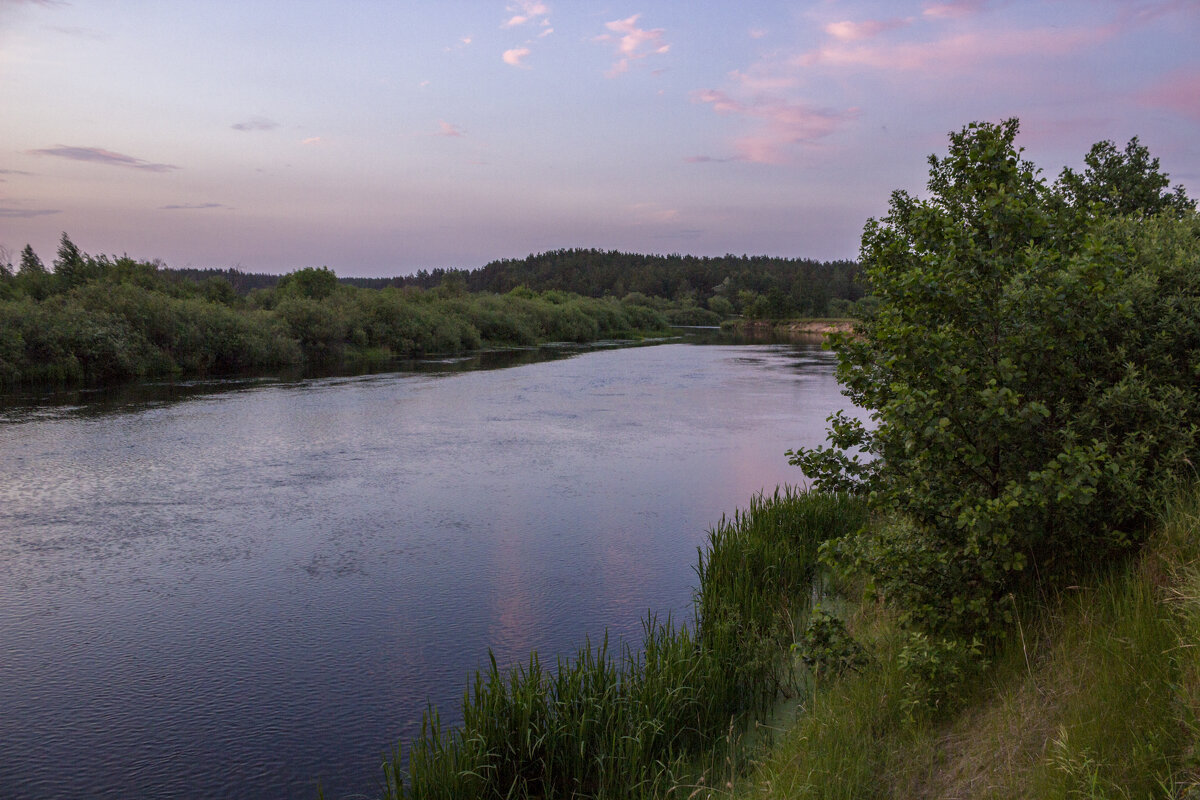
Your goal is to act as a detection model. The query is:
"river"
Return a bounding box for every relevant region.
[0,337,849,799]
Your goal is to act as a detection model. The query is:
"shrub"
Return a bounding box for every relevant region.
[791,119,1199,646]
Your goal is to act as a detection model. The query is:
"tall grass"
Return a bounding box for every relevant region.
[381,489,868,799]
[732,487,1200,800]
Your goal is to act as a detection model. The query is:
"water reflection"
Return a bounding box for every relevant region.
[0,338,850,800]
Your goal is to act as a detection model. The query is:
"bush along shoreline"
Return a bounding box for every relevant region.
[0,252,673,393]
[378,489,867,800]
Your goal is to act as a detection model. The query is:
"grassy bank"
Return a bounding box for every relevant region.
[378,489,867,799]
[719,318,857,339]
[723,487,1200,799]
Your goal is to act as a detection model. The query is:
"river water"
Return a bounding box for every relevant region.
[0,338,849,799]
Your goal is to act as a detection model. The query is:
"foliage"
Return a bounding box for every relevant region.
[0,246,674,391]
[277,265,340,300]
[730,492,1200,799]
[383,490,867,799]
[165,250,864,319]
[1057,136,1196,219]
[793,609,869,680]
[790,118,1200,649]
[664,306,723,326]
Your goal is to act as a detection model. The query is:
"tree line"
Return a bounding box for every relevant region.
[0,245,672,390]
[151,250,868,321]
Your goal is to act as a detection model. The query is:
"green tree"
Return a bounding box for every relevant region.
[792,119,1198,646]
[278,266,339,300]
[53,232,89,286]
[1057,136,1195,219]
[19,244,45,275]
[15,244,54,300]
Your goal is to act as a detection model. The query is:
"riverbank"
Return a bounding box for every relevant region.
[0,263,674,393]
[720,318,856,340]
[727,485,1200,799]
[373,482,1200,799]
[379,489,868,799]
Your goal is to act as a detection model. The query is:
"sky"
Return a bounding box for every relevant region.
[1,0,1198,277]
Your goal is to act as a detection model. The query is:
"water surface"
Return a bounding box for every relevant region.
[0,340,848,799]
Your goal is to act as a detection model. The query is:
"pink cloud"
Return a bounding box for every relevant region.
[437,121,465,137]
[502,47,530,67]
[1139,70,1200,121]
[692,89,857,164]
[502,0,549,28]
[825,18,910,42]
[596,14,669,77]
[728,67,799,91]
[797,25,1110,72]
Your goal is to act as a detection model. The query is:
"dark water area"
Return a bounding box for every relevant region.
[0,337,850,799]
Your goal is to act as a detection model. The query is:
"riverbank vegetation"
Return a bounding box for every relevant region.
[766,121,1200,797]
[368,120,1200,797]
[382,489,867,799]
[0,250,673,389]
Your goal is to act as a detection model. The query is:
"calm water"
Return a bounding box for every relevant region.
[0,339,848,800]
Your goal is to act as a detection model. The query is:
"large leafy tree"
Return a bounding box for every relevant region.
[793,119,1198,641]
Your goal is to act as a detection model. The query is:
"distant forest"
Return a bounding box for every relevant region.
[0,239,676,389]
[166,249,867,319]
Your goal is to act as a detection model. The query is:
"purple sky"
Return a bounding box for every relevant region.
[2,0,1197,276]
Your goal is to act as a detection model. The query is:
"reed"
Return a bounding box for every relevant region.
[381,488,868,799]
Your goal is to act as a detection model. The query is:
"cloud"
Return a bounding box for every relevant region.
[684,155,739,164]
[825,18,910,41]
[0,206,60,218]
[922,0,986,19]
[502,46,530,67]
[692,89,858,164]
[160,202,228,211]
[437,120,465,137]
[1139,69,1200,121]
[729,67,799,91]
[26,145,178,172]
[301,136,322,145]
[502,0,549,28]
[0,169,33,176]
[46,25,107,39]
[796,24,1110,72]
[596,14,670,77]
[231,117,280,132]
[749,28,768,39]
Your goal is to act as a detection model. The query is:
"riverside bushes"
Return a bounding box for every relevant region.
[790,119,1199,701]
[382,489,867,799]
[0,252,671,390]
